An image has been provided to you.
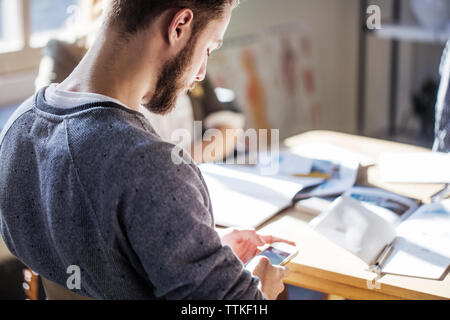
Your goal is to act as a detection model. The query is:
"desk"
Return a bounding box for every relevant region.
[257,131,449,300]
[0,238,13,262]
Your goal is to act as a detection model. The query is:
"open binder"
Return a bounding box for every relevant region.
[311,194,450,280]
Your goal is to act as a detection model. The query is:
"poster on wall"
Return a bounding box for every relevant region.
[207,23,322,139]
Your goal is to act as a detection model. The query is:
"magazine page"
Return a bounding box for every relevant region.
[311,196,397,265]
[343,187,420,225]
[288,143,362,198]
[381,200,450,279]
[199,163,321,228]
[270,151,313,176]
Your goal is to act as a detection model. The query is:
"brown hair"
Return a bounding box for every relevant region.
[106,0,238,37]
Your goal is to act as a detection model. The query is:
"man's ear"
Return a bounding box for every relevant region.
[168,9,194,46]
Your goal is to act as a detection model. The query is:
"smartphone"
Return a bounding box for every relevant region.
[248,242,299,266]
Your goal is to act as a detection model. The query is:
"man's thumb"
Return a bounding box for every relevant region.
[280,266,291,278]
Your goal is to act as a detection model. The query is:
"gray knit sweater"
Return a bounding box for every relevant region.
[0,88,263,300]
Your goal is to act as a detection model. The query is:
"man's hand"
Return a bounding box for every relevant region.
[246,256,290,300]
[219,228,296,264]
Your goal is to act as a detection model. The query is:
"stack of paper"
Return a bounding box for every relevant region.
[200,143,362,228]
[288,143,362,198]
[379,152,450,184]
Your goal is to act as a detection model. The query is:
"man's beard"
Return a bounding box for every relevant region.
[142,35,198,115]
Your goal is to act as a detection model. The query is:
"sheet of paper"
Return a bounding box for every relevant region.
[379,152,450,184]
[200,163,322,228]
[343,187,419,225]
[274,152,313,176]
[290,142,375,167]
[311,196,397,265]
[295,197,334,216]
[381,200,450,279]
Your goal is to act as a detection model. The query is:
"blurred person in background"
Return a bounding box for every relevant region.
[433,39,450,153]
[35,0,245,163]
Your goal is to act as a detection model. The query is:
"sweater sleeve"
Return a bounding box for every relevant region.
[124,141,264,300]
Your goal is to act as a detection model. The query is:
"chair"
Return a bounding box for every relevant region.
[23,268,95,300]
[22,268,39,300]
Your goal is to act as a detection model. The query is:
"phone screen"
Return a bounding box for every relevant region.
[259,246,292,265]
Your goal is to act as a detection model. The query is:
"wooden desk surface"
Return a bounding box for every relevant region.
[0,238,13,262]
[258,131,449,300]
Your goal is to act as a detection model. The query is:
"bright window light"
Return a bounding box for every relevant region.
[0,0,3,41]
[0,0,23,53]
[215,87,236,103]
[29,0,77,47]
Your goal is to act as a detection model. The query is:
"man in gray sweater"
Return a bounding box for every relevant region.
[0,0,292,300]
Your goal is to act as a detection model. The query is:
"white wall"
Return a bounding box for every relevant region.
[364,0,392,136]
[359,0,444,137]
[224,0,360,135]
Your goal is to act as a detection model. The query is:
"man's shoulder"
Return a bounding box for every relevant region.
[65,109,198,180]
[65,108,160,158]
[66,106,155,143]
[66,109,208,211]
[0,95,35,147]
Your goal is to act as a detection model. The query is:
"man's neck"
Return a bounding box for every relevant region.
[57,27,161,112]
